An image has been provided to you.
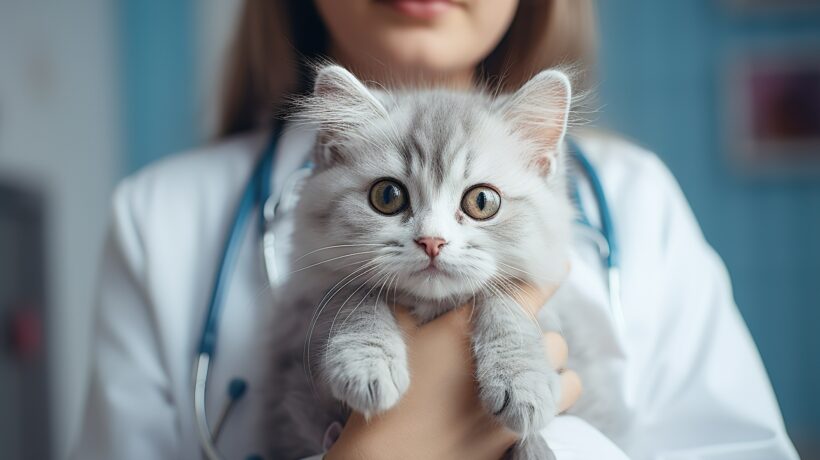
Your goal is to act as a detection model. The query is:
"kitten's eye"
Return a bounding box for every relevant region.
[369,179,409,215]
[461,185,501,220]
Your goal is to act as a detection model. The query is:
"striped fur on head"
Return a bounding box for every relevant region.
[289,65,575,308]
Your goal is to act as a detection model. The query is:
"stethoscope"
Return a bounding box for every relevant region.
[193,124,622,460]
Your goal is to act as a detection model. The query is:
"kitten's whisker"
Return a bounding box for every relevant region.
[490,277,542,330]
[495,289,528,346]
[497,261,540,281]
[493,266,546,314]
[493,268,540,302]
[389,271,400,309]
[339,271,391,331]
[289,250,383,274]
[461,274,480,323]
[491,275,534,307]
[306,257,386,345]
[390,273,400,308]
[303,261,376,385]
[331,268,387,336]
[373,272,394,321]
[323,267,387,364]
[303,259,384,381]
[321,256,389,313]
[308,259,385,330]
[485,282,526,348]
[306,259,380,348]
[306,262,384,384]
[334,257,386,270]
[294,243,388,262]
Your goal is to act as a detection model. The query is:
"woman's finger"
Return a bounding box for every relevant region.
[393,305,418,335]
[543,332,568,370]
[557,369,582,414]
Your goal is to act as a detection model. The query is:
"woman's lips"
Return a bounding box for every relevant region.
[378,0,457,20]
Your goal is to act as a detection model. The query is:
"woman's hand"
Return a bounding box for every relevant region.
[326,275,581,460]
[513,279,583,415]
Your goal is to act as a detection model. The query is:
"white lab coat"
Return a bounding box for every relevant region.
[71,123,798,460]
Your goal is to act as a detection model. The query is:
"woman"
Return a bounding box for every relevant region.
[72,1,798,459]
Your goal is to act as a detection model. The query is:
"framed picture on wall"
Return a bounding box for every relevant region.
[724,48,820,174]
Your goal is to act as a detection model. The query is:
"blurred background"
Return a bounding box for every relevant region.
[0,0,818,459]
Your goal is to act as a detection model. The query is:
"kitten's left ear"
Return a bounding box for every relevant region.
[309,65,389,166]
[501,70,572,177]
[313,65,387,121]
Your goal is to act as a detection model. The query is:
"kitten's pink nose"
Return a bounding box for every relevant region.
[415,237,447,258]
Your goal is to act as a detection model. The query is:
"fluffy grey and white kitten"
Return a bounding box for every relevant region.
[265,65,575,459]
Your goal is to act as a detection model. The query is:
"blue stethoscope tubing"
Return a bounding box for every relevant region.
[568,139,624,331]
[193,123,282,460]
[193,127,621,460]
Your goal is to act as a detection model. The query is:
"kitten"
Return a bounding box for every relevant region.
[265,65,574,459]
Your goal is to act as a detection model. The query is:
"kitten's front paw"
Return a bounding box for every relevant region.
[480,364,559,435]
[325,354,410,417]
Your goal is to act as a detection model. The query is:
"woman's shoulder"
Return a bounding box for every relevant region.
[111,131,267,221]
[573,128,673,188]
[573,128,683,209]
[106,131,269,260]
[572,128,696,255]
[117,131,266,204]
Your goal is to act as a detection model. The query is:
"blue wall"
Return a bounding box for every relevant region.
[596,0,820,442]
[120,0,196,172]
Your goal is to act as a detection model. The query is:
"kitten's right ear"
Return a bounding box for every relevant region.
[310,65,388,166]
[500,70,572,177]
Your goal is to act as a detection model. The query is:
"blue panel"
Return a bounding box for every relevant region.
[119,0,196,173]
[597,0,820,445]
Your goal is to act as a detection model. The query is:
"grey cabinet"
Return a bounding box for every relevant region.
[0,181,50,460]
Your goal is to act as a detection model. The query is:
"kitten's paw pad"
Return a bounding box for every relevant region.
[480,370,558,435]
[327,357,410,416]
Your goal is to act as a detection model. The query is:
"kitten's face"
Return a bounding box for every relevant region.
[292,67,573,303]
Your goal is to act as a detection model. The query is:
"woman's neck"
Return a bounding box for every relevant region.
[328,44,475,90]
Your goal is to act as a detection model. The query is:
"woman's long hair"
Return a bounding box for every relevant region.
[217,0,597,139]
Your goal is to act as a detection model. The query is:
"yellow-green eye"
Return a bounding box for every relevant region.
[461,185,501,220]
[369,179,409,215]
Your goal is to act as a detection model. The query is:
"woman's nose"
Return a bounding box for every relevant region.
[415,236,447,258]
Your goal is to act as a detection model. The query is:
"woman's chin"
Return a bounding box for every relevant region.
[371,34,481,75]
